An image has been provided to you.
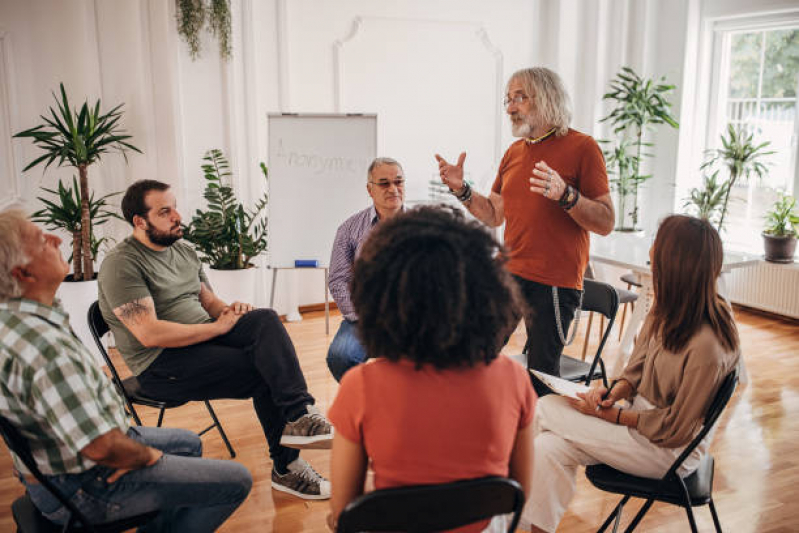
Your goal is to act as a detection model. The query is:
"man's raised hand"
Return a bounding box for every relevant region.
[434,152,467,192]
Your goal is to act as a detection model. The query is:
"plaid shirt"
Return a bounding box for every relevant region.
[0,298,129,475]
[328,206,382,321]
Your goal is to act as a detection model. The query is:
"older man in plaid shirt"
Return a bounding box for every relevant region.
[326,157,405,382]
[0,210,251,531]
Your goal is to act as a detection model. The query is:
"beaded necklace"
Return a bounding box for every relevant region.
[525,128,556,145]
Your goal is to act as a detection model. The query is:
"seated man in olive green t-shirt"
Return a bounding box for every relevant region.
[98,179,332,500]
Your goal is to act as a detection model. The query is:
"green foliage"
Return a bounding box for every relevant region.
[683,171,729,228]
[700,124,774,232]
[600,67,679,230]
[730,28,799,99]
[13,82,139,281]
[175,0,231,60]
[763,193,799,237]
[14,83,140,171]
[31,176,121,261]
[183,149,268,270]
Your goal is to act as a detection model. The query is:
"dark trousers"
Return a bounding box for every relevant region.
[513,275,581,397]
[137,309,313,471]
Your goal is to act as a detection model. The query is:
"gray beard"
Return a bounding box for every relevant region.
[511,120,533,138]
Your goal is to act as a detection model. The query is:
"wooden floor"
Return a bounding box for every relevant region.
[1,305,798,532]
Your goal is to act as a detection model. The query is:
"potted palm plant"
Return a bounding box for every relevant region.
[762,193,798,263]
[683,171,728,230]
[14,83,141,281]
[182,149,268,304]
[601,67,679,231]
[700,124,773,233]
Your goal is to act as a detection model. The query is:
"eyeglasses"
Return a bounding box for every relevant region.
[503,94,529,107]
[369,178,405,189]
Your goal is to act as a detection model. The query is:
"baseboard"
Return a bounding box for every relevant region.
[278,302,339,322]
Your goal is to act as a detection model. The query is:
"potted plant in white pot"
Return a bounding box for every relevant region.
[182,149,268,304]
[762,193,798,263]
[14,84,140,363]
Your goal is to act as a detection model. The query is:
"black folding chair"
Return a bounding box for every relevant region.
[585,369,739,533]
[336,476,525,533]
[1,415,159,533]
[87,301,235,458]
[522,279,618,386]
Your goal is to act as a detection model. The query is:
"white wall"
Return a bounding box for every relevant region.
[3,0,765,313]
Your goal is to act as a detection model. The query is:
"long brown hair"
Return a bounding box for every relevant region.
[650,215,739,353]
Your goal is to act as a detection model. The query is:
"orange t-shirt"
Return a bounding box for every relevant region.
[328,356,535,490]
[491,129,609,289]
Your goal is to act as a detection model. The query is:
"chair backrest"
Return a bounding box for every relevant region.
[664,369,739,480]
[581,279,620,386]
[336,476,524,533]
[0,415,97,532]
[87,301,127,396]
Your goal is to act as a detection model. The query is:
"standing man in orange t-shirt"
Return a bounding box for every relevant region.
[436,67,614,393]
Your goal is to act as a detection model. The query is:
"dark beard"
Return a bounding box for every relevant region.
[146,224,182,247]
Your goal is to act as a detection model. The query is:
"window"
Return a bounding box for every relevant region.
[708,22,799,252]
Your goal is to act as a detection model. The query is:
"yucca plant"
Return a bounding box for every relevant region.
[182,149,268,270]
[700,124,774,232]
[13,83,140,280]
[599,138,639,230]
[683,171,729,229]
[601,67,679,230]
[31,176,122,274]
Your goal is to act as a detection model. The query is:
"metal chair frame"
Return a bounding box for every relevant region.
[87,302,235,458]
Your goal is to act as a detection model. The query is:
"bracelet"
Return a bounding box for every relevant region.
[563,188,580,211]
[451,182,472,203]
[615,407,623,425]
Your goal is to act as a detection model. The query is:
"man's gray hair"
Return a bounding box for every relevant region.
[367,157,404,181]
[509,67,572,136]
[0,210,31,302]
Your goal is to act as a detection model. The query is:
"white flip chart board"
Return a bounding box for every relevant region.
[267,114,376,268]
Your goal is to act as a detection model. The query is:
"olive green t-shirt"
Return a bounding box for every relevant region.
[98,236,211,375]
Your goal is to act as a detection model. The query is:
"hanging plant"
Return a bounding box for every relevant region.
[175,0,232,60]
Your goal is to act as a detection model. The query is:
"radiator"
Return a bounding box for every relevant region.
[724,262,799,319]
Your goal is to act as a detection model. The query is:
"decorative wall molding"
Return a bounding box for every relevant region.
[0,30,22,209]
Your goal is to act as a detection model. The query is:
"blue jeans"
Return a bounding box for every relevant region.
[326,319,367,382]
[24,427,252,532]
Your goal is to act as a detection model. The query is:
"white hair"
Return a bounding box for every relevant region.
[0,210,31,301]
[509,67,572,136]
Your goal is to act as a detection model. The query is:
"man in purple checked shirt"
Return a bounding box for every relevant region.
[327,157,405,381]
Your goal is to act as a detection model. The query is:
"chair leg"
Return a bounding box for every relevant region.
[597,496,629,533]
[156,407,166,427]
[127,401,143,426]
[684,505,699,533]
[623,498,654,532]
[618,303,628,341]
[581,312,595,361]
[709,499,723,533]
[204,401,236,458]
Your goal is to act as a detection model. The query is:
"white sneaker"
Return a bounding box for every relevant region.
[271,458,331,500]
[280,405,334,449]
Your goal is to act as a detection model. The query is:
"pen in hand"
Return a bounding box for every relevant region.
[594,381,616,412]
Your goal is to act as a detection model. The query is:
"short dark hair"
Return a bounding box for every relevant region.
[351,205,522,369]
[121,180,170,226]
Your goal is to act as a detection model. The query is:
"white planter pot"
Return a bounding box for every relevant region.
[206,267,261,307]
[56,278,104,367]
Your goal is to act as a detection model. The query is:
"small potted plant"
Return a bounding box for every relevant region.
[762,193,798,263]
[182,149,268,303]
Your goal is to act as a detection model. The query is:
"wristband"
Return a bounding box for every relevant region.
[615,407,623,425]
[563,188,580,211]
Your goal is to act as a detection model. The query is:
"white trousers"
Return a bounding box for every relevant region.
[522,395,702,532]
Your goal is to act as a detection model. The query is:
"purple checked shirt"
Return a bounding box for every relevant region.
[331,204,410,321]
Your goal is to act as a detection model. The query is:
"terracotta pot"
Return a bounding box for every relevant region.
[762,233,797,264]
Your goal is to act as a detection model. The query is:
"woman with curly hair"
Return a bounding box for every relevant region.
[523,214,740,532]
[327,206,535,531]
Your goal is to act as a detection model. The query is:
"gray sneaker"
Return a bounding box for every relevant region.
[271,458,331,500]
[280,405,333,449]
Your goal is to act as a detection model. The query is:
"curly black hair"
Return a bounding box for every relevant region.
[351,205,522,369]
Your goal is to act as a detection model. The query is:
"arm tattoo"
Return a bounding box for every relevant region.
[117,299,151,325]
